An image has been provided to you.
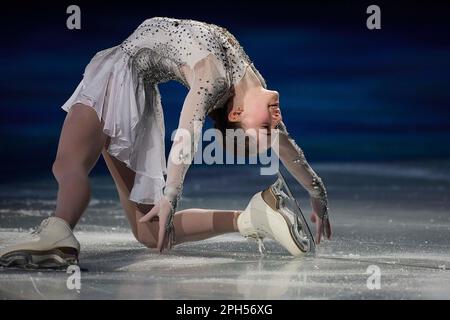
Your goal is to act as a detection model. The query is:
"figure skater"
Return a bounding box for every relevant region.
[0,17,331,268]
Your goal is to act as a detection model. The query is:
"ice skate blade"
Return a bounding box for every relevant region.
[0,247,79,270]
[262,182,313,255]
[242,192,307,257]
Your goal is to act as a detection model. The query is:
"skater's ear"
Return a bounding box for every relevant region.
[227,104,244,123]
[208,99,243,145]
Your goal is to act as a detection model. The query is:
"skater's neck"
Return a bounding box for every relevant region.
[230,64,264,107]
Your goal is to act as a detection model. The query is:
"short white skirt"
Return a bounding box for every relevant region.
[61,45,167,204]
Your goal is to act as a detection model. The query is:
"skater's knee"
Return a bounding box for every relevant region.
[133,219,158,249]
[135,232,157,248]
[134,208,158,249]
[52,159,66,180]
[52,158,87,182]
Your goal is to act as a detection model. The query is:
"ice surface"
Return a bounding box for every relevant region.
[0,160,449,299]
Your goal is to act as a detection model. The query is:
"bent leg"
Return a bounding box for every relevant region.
[101,149,240,248]
[52,103,108,228]
[100,146,156,246]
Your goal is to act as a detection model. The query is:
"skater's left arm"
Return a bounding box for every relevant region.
[274,120,332,243]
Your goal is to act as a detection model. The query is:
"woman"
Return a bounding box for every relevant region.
[0,17,331,268]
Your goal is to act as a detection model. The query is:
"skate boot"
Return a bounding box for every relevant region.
[237,172,315,257]
[0,217,80,269]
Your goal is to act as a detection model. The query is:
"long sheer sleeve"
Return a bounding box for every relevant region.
[162,56,229,213]
[275,120,330,219]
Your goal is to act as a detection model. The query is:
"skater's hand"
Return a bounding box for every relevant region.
[139,196,174,252]
[310,211,332,244]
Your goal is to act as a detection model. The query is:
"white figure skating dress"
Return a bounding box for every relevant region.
[61,16,329,224]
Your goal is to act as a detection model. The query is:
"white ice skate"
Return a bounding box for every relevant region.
[237,171,315,257]
[0,217,80,269]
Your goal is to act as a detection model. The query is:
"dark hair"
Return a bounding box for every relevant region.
[207,96,252,157]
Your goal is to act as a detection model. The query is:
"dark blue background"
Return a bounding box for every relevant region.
[1,0,449,182]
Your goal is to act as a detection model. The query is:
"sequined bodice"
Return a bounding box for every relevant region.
[130,46,189,86]
[119,17,256,92]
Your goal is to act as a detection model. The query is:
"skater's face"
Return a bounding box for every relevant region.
[228,88,282,153]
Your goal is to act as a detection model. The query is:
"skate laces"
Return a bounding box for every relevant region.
[31,218,50,235]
